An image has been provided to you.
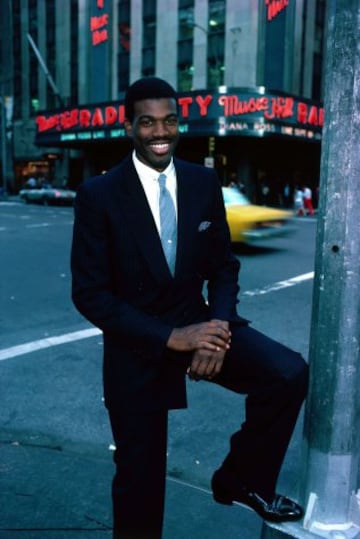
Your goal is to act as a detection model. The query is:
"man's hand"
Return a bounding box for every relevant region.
[167,319,231,353]
[187,347,226,381]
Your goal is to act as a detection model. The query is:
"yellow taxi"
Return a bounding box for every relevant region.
[222,187,295,243]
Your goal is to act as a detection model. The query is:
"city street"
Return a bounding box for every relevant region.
[0,200,317,539]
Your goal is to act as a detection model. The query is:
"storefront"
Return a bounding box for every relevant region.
[13,153,63,192]
[34,87,323,205]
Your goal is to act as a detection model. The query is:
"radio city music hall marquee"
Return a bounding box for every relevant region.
[35,89,323,146]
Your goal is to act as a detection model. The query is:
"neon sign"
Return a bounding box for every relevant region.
[35,89,323,144]
[90,0,109,46]
[265,0,289,21]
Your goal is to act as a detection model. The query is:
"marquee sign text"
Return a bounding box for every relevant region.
[35,89,323,144]
[90,0,109,45]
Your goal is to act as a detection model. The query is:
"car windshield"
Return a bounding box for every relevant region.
[222,187,250,206]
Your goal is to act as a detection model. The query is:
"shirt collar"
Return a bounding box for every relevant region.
[132,150,175,182]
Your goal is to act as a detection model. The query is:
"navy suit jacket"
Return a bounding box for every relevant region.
[71,155,245,411]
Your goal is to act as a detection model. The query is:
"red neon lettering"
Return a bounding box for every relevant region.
[36,115,59,132]
[178,95,212,118]
[308,106,319,125]
[195,95,212,116]
[37,105,126,133]
[265,0,289,21]
[90,14,108,31]
[178,97,193,118]
[218,95,268,117]
[297,103,323,126]
[105,106,118,125]
[264,97,294,119]
[60,109,79,130]
[92,108,104,126]
[97,0,104,8]
[297,102,308,124]
[92,29,108,45]
[246,98,257,113]
[218,95,235,115]
[119,105,125,124]
[80,109,92,128]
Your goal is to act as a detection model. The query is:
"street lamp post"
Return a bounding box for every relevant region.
[26,33,65,108]
[0,90,8,198]
[186,21,222,88]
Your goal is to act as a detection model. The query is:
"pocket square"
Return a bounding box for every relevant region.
[198,221,211,232]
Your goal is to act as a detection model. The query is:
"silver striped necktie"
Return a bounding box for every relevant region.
[158,173,177,274]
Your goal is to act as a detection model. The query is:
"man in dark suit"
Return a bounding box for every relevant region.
[71,77,308,539]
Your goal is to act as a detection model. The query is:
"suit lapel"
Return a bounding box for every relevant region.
[113,157,200,282]
[115,158,172,283]
[174,160,199,276]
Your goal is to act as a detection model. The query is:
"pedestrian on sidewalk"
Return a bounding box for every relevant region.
[294,186,305,216]
[71,77,308,539]
[302,185,314,216]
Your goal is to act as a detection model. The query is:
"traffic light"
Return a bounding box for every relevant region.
[208,136,215,156]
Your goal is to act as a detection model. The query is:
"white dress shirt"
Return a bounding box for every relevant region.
[132,150,178,234]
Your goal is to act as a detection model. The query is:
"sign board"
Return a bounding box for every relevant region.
[35,87,323,146]
[204,156,215,168]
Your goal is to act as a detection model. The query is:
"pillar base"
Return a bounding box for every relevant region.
[261,521,318,539]
[261,521,360,539]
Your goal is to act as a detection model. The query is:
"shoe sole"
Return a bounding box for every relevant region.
[213,493,303,522]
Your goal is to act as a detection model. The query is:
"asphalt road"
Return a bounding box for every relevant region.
[0,200,317,539]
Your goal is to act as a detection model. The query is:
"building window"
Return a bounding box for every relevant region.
[177,0,194,90]
[28,0,39,114]
[142,15,156,77]
[70,0,79,106]
[12,0,22,118]
[312,0,325,100]
[118,0,130,93]
[207,0,225,89]
[46,0,56,109]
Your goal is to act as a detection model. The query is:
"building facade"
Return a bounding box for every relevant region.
[0,0,327,202]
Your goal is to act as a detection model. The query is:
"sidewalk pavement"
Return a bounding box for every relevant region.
[0,197,309,538]
[0,436,262,539]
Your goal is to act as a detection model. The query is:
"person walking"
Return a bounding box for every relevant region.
[294,187,305,216]
[71,77,308,539]
[302,185,314,216]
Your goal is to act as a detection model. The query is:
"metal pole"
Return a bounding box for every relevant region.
[26,33,65,108]
[188,22,221,86]
[262,1,360,538]
[0,92,7,198]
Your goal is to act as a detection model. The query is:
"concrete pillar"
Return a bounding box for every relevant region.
[192,0,208,90]
[224,0,258,87]
[262,1,360,538]
[156,0,178,87]
[129,0,142,82]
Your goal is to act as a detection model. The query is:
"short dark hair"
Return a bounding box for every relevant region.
[124,77,178,122]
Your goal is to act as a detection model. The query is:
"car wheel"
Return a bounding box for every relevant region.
[43,197,50,206]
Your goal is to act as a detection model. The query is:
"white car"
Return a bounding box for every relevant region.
[19,185,76,206]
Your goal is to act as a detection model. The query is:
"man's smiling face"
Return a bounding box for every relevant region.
[125,97,179,172]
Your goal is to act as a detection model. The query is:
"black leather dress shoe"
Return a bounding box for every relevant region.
[211,472,304,523]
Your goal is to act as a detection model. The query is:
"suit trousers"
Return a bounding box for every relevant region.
[108,324,308,539]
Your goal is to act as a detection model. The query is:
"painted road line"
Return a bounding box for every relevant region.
[25,222,51,228]
[242,271,314,297]
[0,272,314,362]
[0,327,102,362]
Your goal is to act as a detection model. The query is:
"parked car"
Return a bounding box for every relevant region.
[19,185,76,206]
[222,186,295,243]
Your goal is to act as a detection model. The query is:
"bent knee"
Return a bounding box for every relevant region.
[284,352,309,397]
